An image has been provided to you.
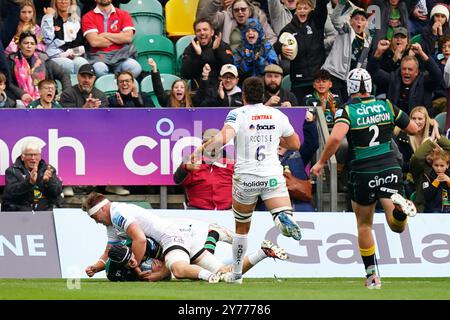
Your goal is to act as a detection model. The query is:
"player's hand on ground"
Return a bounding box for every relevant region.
[85,265,97,277]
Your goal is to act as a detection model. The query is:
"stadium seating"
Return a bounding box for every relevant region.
[133,34,176,74]
[175,35,195,75]
[282,75,291,90]
[434,112,447,133]
[140,73,181,107]
[95,74,139,97]
[165,0,199,38]
[122,0,165,36]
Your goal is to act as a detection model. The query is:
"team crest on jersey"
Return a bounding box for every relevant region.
[334,109,344,118]
[423,181,429,189]
[226,111,237,122]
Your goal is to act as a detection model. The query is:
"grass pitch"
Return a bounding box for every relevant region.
[1,278,450,300]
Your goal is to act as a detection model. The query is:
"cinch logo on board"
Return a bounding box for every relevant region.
[252,115,272,120]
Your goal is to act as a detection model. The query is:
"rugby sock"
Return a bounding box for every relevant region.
[204,230,219,254]
[392,208,408,228]
[232,234,248,276]
[247,249,267,266]
[198,269,213,281]
[360,245,376,271]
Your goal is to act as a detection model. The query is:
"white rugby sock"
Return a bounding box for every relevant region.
[198,269,213,281]
[232,234,248,275]
[248,249,266,266]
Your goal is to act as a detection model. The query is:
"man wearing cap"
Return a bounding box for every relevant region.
[322,1,372,101]
[376,27,411,74]
[263,64,298,107]
[59,63,109,108]
[369,0,409,52]
[181,18,233,91]
[173,128,235,210]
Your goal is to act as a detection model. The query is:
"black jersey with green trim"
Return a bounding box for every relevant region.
[334,96,410,168]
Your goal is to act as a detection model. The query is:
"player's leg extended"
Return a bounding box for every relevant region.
[265,196,302,241]
[165,249,219,283]
[352,201,381,289]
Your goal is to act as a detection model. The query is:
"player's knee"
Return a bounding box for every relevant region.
[233,206,252,223]
[270,206,294,220]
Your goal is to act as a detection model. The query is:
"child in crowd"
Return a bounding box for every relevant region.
[28,79,62,109]
[422,148,450,213]
[5,0,45,55]
[303,69,341,127]
[0,72,16,108]
[233,18,278,82]
[148,58,200,108]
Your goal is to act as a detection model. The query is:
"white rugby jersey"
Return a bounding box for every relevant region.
[225,103,295,176]
[106,202,180,245]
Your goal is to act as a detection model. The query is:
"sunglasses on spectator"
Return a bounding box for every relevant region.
[233,7,248,13]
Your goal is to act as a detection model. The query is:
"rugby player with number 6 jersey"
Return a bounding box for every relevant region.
[190,77,301,284]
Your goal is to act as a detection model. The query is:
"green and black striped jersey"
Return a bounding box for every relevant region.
[335,96,410,167]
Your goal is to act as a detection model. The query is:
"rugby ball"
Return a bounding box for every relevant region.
[279,32,298,61]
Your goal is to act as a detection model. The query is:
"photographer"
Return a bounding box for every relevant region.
[2,141,63,211]
[368,40,442,116]
[180,18,233,91]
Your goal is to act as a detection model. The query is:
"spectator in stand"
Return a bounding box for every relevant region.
[395,106,440,172]
[0,0,21,78]
[233,18,278,82]
[263,64,297,107]
[6,31,70,107]
[41,0,89,74]
[422,148,450,213]
[81,0,141,78]
[370,0,410,52]
[420,3,449,58]
[432,34,450,114]
[108,71,152,107]
[59,63,109,108]
[197,0,277,50]
[5,0,46,55]
[1,140,63,211]
[174,128,235,210]
[199,63,243,108]
[408,0,429,36]
[28,79,62,108]
[321,3,372,101]
[33,0,51,25]
[0,72,16,108]
[303,69,341,127]
[79,0,131,17]
[268,0,298,36]
[275,0,329,103]
[377,27,411,76]
[368,40,442,116]
[180,18,233,91]
[147,58,200,108]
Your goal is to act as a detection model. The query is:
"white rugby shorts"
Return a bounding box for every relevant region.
[232,173,289,205]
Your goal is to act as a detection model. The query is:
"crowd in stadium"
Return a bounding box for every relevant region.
[1,0,450,214]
